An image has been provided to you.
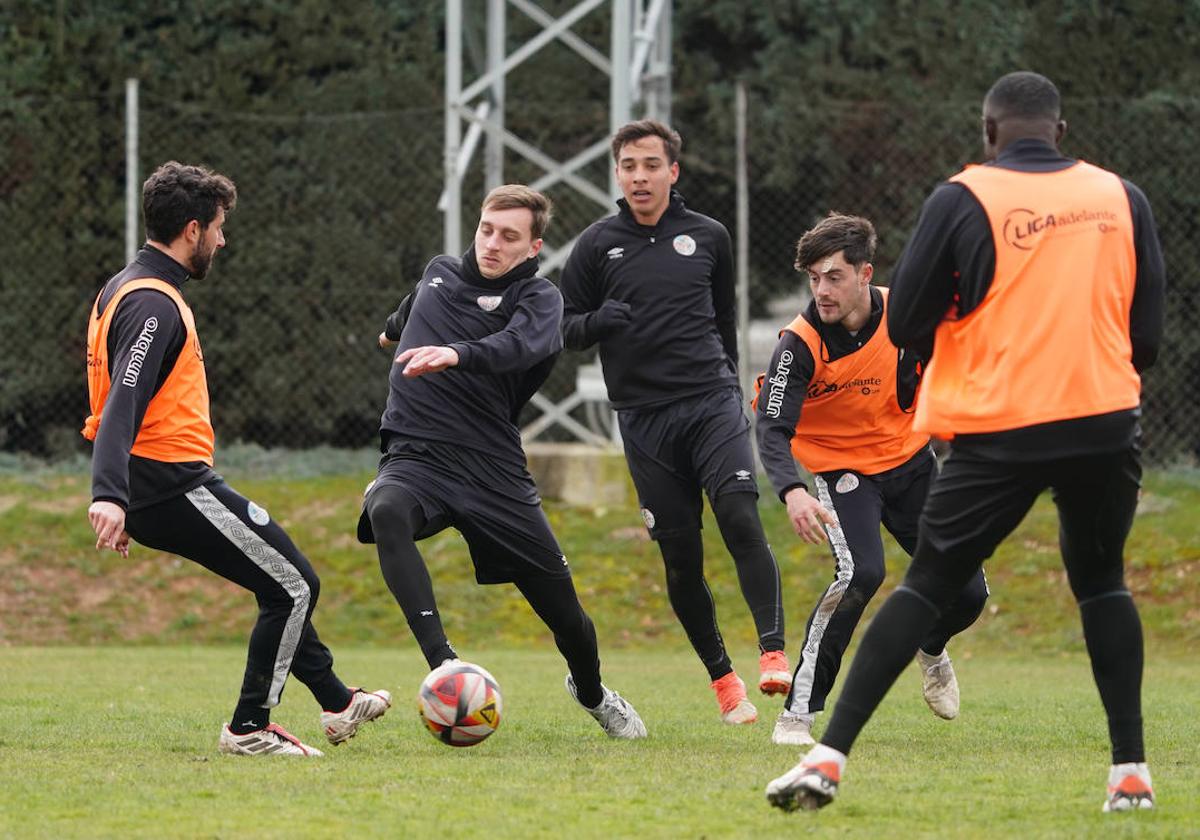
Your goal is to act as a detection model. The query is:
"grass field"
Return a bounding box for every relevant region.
[1,646,1197,838]
[1,454,1198,652]
[1,453,1197,836]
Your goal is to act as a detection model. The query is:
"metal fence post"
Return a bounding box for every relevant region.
[125,77,139,263]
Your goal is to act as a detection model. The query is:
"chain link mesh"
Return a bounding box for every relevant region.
[2,94,1196,463]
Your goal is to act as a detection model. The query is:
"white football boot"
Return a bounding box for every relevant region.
[218,722,324,757]
[916,648,960,719]
[566,675,648,739]
[1103,762,1155,812]
[321,688,393,744]
[766,747,845,812]
[771,710,816,746]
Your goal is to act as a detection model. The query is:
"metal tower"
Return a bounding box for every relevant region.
[442,0,673,273]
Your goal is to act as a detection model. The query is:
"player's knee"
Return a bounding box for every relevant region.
[366,485,422,541]
[850,564,886,599]
[712,492,765,545]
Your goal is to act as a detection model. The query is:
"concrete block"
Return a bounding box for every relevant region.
[525,442,633,508]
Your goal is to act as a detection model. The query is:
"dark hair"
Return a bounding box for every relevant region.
[143,161,237,244]
[795,213,877,272]
[481,184,553,240]
[984,71,1061,121]
[611,119,682,164]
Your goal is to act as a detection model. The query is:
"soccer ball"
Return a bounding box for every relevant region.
[417,660,502,747]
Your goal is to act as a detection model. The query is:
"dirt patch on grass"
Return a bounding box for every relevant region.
[0,549,243,644]
[27,494,88,515]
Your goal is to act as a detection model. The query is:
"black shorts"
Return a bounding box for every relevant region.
[357,439,569,585]
[617,385,758,540]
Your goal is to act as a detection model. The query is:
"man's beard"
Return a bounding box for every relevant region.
[191,239,215,279]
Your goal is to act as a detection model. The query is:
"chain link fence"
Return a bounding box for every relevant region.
[2,92,1197,463]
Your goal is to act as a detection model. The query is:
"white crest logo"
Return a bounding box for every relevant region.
[247,501,270,526]
[735,469,753,481]
[641,508,656,529]
[429,276,444,286]
[835,473,860,494]
[607,247,625,260]
[477,295,502,312]
[673,234,697,256]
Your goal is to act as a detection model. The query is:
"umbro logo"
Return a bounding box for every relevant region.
[607,247,624,260]
[420,610,434,617]
[735,470,753,481]
[429,276,444,286]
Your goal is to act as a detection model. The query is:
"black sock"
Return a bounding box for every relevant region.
[230,704,270,734]
[1079,590,1145,763]
[308,672,354,713]
[822,587,940,754]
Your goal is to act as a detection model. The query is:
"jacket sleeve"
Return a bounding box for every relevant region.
[754,330,815,501]
[1123,179,1165,372]
[559,228,605,351]
[448,281,564,374]
[888,182,994,351]
[90,290,186,508]
[710,222,739,365]
[383,293,415,342]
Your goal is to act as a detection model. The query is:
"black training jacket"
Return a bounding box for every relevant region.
[89,246,217,511]
[886,139,1166,459]
[379,248,562,467]
[560,190,739,409]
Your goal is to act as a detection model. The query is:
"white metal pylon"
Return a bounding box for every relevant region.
[442,0,672,273]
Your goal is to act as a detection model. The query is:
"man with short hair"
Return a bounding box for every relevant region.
[755,212,987,747]
[362,184,646,740]
[85,161,390,757]
[560,120,788,725]
[767,71,1164,813]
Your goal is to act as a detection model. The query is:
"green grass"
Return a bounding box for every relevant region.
[0,647,1196,838]
[1,463,1197,653]
[1,459,1197,836]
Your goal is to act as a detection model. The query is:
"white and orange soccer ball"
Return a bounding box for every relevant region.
[417,660,502,747]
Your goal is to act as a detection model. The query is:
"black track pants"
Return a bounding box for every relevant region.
[125,479,347,712]
[784,456,987,714]
[822,446,1145,763]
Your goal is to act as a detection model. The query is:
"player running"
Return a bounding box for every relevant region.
[360,184,646,740]
[559,119,789,725]
[84,161,390,757]
[767,71,1164,814]
[753,213,987,747]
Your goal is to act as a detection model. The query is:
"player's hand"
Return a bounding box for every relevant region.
[783,487,837,544]
[88,500,129,555]
[593,300,633,336]
[379,331,398,349]
[395,345,460,377]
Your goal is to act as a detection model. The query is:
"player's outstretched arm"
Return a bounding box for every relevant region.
[395,345,459,377]
[448,282,564,374]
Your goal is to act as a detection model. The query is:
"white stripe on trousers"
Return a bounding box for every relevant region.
[786,474,856,714]
[185,485,311,708]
